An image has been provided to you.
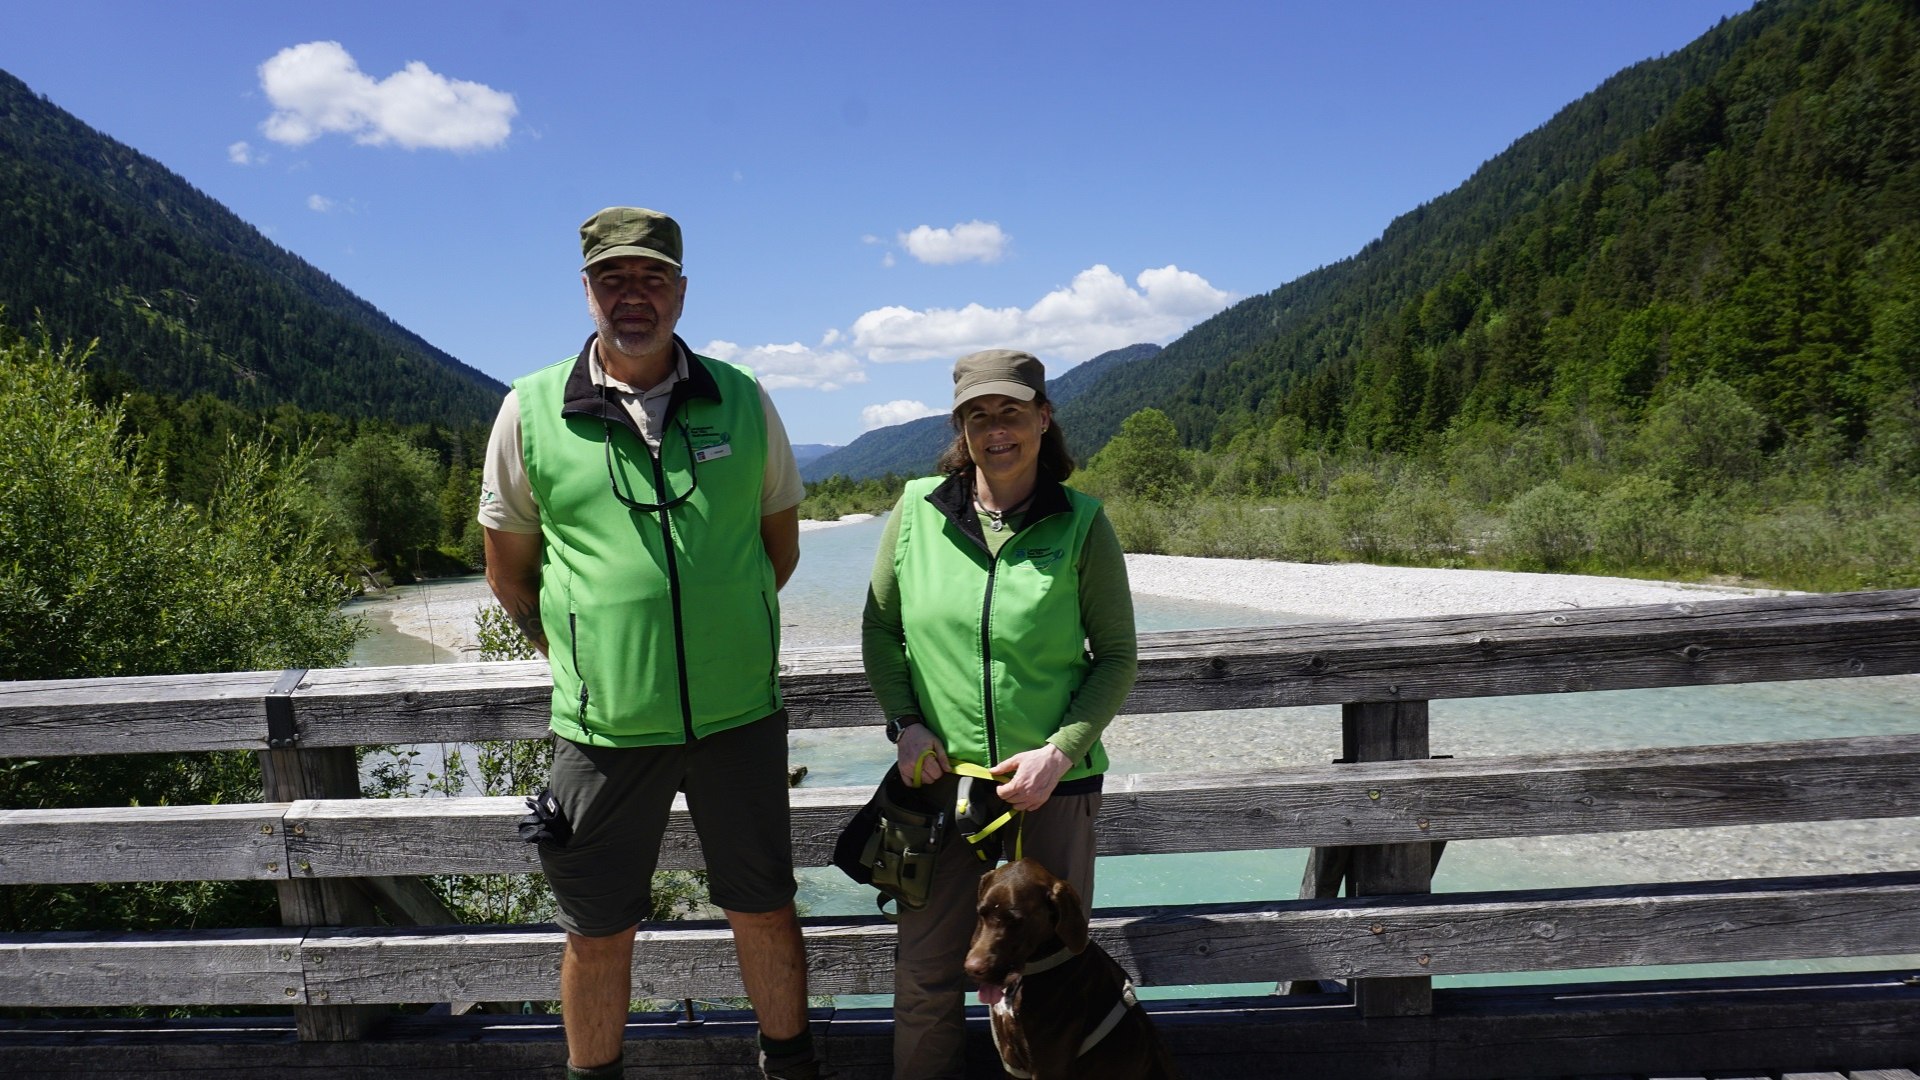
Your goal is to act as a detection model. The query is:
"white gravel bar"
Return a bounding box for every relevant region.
[1123,554,1791,621]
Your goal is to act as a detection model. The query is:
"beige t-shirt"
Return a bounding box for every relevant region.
[477,343,806,535]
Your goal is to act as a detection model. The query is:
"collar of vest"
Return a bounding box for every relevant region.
[559,332,723,445]
[925,470,1073,553]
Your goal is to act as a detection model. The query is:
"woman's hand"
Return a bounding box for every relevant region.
[895,724,950,786]
[989,744,1072,812]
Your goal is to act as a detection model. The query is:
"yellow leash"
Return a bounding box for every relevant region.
[951,762,1024,862]
[907,752,1025,862]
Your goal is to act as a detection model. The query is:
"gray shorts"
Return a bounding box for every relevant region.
[537,710,797,937]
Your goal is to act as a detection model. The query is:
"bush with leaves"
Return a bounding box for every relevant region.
[0,326,361,943]
[1501,482,1593,571]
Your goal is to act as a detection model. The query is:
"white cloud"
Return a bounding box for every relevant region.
[861,400,943,431]
[258,41,516,151]
[849,264,1234,364]
[306,194,335,212]
[881,252,896,268]
[227,140,262,165]
[702,339,867,392]
[899,220,1008,265]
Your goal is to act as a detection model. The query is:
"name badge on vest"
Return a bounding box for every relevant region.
[693,441,733,463]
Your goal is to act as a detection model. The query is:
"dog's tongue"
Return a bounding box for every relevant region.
[977,983,1005,1006]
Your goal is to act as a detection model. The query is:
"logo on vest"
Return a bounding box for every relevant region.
[689,426,733,463]
[1009,546,1063,570]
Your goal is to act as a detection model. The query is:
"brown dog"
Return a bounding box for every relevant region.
[964,858,1180,1079]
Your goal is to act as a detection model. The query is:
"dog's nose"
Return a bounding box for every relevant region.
[963,952,991,982]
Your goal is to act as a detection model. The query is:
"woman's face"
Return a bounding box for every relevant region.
[960,394,1050,484]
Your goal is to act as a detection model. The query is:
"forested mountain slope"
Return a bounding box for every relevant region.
[1060,0,1918,460]
[0,69,505,426]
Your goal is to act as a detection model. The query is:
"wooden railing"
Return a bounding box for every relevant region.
[3,589,1919,1077]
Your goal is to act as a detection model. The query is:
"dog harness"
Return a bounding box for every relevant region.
[988,944,1140,1079]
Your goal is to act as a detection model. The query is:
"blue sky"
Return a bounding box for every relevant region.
[2,1,1753,446]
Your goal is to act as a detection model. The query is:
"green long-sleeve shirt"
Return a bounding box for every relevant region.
[860,496,1137,763]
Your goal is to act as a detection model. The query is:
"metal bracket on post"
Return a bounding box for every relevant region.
[265,668,308,749]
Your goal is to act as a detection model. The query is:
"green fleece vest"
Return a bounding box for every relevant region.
[515,339,778,746]
[893,474,1107,782]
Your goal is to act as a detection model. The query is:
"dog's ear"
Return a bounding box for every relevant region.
[1049,876,1089,952]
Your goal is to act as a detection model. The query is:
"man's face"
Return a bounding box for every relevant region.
[584,256,686,361]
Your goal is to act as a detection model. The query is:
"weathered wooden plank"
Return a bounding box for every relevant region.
[11,735,1918,884]
[0,669,282,756]
[0,803,289,884]
[14,871,1892,1006]
[1847,1071,1920,1079]
[0,929,305,1006]
[4,591,1916,753]
[277,662,552,748]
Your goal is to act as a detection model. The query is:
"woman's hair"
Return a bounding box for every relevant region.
[935,394,1076,481]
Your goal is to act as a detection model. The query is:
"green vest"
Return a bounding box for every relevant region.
[515,335,779,746]
[893,473,1107,782]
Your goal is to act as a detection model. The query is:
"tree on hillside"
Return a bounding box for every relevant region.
[1089,409,1194,504]
[327,431,444,575]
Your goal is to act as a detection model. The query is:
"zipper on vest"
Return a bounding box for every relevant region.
[569,611,590,725]
[975,517,1040,768]
[649,449,696,742]
[979,558,999,765]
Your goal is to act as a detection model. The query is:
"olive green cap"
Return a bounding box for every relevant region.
[952,349,1045,409]
[580,206,682,271]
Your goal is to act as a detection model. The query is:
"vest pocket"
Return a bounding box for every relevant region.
[760,593,778,684]
[568,611,590,725]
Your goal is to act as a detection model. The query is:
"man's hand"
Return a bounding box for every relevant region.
[895,723,950,786]
[483,527,548,657]
[989,744,1072,812]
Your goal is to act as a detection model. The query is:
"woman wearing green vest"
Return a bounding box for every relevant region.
[862,348,1139,1078]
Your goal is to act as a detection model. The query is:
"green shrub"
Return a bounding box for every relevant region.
[0,326,361,941]
[1591,475,1677,567]
[1328,471,1389,559]
[1500,482,1592,570]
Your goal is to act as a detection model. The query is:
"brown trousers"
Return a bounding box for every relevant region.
[891,792,1100,1079]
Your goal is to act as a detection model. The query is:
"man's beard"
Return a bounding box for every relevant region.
[594,310,669,359]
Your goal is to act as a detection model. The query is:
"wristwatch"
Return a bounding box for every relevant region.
[884,715,924,743]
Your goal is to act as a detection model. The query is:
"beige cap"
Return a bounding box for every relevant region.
[952,349,1045,409]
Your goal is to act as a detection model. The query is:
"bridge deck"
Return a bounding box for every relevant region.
[3,969,1916,1079]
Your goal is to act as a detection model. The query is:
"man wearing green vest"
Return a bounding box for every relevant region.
[478,207,815,1080]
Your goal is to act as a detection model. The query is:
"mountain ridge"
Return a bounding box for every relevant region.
[0,68,506,426]
[800,343,1162,481]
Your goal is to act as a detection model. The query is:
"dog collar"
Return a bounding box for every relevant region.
[1019,943,1080,977]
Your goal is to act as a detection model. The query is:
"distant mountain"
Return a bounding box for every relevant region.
[803,343,1162,481]
[800,414,948,483]
[0,69,505,426]
[790,443,839,466]
[1058,0,1917,459]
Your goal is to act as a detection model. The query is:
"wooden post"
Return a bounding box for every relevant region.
[257,668,381,1041]
[1345,699,1434,1018]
